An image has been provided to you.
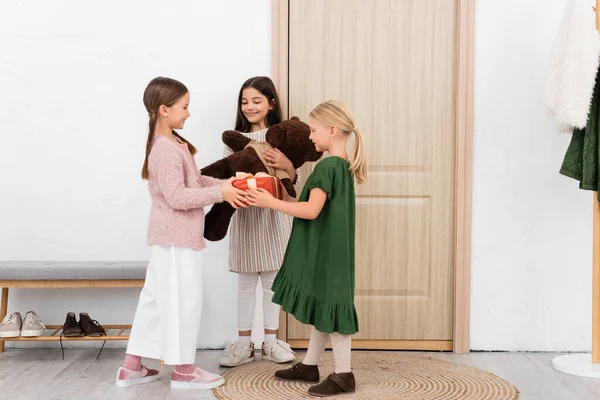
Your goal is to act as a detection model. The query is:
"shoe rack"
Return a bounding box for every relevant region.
[0,278,144,352]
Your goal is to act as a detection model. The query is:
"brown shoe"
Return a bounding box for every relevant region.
[274,362,319,382]
[62,312,84,337]
[308,372,356,397]
[79,313,106,337]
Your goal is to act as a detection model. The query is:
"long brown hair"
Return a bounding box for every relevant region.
[141,77,197,180]
[235,76,282,133]
[309,101,367,184]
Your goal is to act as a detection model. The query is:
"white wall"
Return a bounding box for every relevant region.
[1,0,594,352]
[470,0,594,351]
[0,0,272,349]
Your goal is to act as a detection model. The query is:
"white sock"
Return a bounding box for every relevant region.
[264,333,277,346]
[239,336,252,347]
[330,332,352,373]
[303,328,329,365]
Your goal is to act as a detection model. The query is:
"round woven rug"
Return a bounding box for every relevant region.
[213,351,519,400]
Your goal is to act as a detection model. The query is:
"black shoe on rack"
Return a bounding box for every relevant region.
[62,312,84,337]
[79,313,106,337]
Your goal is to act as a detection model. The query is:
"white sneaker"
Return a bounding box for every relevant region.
[262,340,296,363]
[0,312,22,338]
[219,340,255,367]
[21,311,46,337]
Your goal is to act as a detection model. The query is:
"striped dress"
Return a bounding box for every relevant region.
[225,128,298,273]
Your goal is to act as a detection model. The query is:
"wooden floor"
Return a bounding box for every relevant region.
[1,349,600,399]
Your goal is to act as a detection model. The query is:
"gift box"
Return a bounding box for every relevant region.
[232,172,283,200]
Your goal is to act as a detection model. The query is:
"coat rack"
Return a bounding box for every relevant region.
[552,0,600,378]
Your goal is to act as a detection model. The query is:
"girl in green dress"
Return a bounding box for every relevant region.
[246,100,367,397]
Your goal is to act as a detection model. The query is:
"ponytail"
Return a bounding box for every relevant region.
[350,127,367,184]
[141,112,157,180]
[309,100,367,184]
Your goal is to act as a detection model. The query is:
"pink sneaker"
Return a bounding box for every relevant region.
[115,365,160,388]
[170,367,225,390]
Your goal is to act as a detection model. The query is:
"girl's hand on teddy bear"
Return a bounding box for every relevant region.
[263,148,293,171]
[246,188,274,208]
[221,177,248,209]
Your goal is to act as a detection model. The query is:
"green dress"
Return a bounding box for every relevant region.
[560,64,600,198]
[271,156,359,334]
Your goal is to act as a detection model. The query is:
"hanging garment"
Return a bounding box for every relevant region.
[544,0,600,131]
[560,65,600,198]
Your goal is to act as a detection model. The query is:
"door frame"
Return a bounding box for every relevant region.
[272,0,475,353]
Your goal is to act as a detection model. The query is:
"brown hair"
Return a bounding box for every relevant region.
[235,76,282,133]
[309,101,367,184]
[141,77,197,180]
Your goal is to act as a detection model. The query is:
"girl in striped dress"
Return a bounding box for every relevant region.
[219,76,298,367]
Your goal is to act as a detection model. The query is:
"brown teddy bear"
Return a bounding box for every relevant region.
[200,117,323,241]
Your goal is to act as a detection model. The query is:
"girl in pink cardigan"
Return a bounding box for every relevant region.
[115,77,246,390]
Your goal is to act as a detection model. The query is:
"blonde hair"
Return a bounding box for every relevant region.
[309,100,367,184]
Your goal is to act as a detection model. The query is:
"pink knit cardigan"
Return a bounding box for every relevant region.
[147,134,223,250]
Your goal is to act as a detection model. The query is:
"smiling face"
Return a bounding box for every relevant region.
[162,92,190,130]
[241,87,272,127]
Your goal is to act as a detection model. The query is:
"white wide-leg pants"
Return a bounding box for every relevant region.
[126,245,203,365]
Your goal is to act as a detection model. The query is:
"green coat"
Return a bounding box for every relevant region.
[560,66,600,199]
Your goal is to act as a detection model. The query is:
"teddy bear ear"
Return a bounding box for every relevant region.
[290,116,300,121]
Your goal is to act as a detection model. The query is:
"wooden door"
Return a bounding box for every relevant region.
[282,0,459,350]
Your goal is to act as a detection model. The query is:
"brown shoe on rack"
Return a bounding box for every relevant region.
[79,313,106,337]
[62,312,84,337]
